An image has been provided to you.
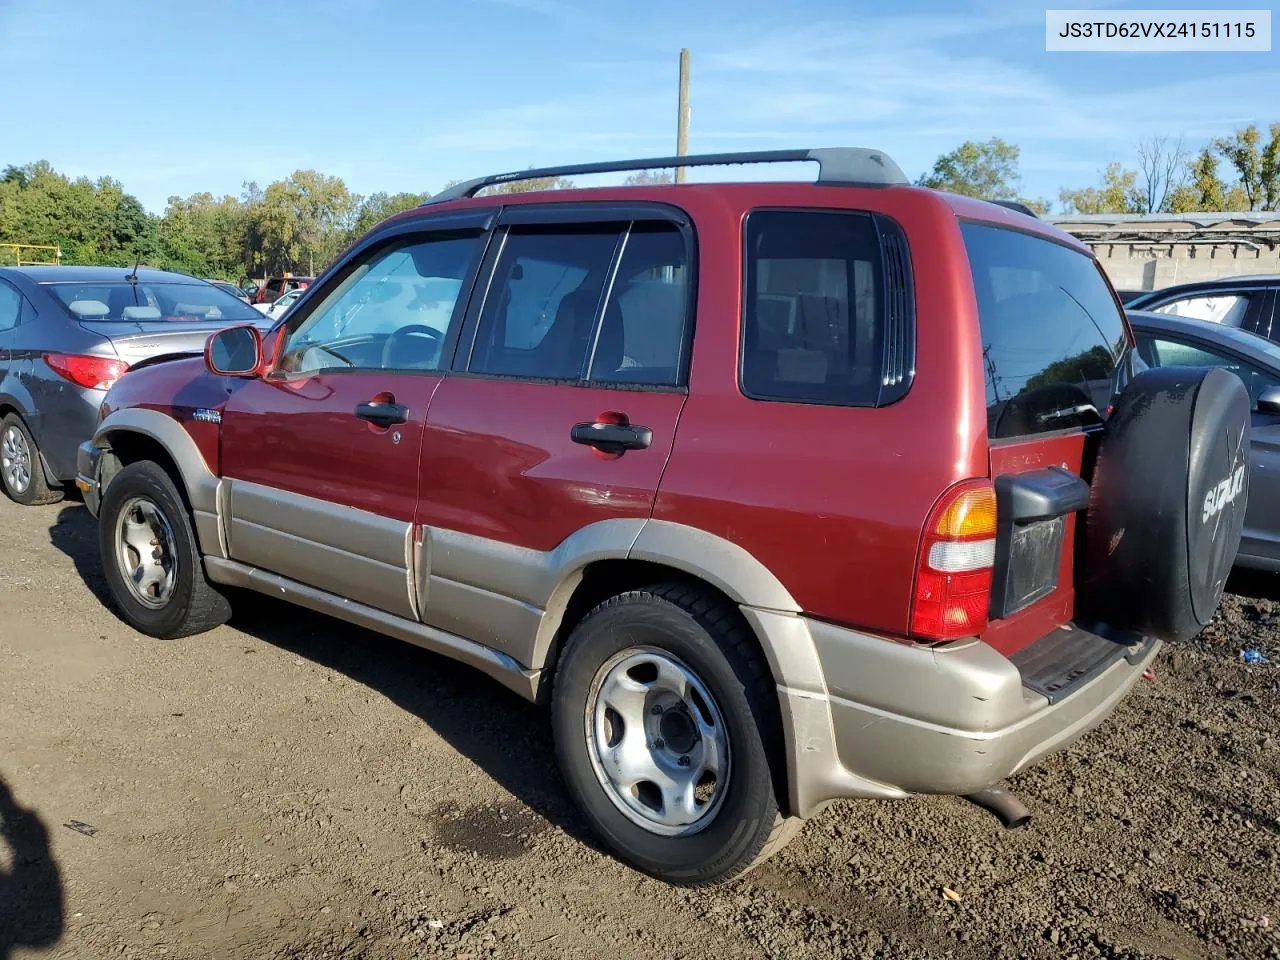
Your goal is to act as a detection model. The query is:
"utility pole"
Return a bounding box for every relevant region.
[676,48,690,183]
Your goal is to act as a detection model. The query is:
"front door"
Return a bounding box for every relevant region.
[415,212,694,665]
[220,223,490,619]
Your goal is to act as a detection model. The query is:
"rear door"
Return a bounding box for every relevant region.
[961,223,1131,656]
[415,204,693,665]
[219,214,492,618]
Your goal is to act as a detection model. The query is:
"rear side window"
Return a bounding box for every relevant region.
[742,210,911,406]
[962,223,1128,439]
[469,226,622,380]
[1151,292,1253,326]
[467,220,692,388]
[0,281,22,332]
[590,222,689,387]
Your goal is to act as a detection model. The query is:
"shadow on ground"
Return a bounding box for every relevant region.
[49,503,599,855]
[1225,567,1280,602]
[0,776,64,960]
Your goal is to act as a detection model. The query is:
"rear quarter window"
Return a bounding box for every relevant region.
[962,222,1129,439]
[741,209,913,406]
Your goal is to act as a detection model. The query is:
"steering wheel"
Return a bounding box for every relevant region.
[381,324,443,369]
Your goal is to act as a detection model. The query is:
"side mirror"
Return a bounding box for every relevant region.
[1257,385,1280,416]
[205,324,263,378]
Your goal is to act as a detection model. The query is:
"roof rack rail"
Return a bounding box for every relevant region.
[990,200,1040,218]
[424,147,909,204]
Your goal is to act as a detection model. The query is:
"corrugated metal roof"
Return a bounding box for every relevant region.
[1048,212,1280,227]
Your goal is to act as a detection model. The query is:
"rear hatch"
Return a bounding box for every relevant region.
[959,220,1132,659]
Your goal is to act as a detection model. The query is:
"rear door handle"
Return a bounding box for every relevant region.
[355,400,409,427]
[571,418,652,454]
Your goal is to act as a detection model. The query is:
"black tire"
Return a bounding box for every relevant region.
[98,460,231,639]
[1077,365,1250,642]
[551,583,800,886]
[0,413,63,506]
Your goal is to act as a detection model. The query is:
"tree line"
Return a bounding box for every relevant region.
[2,124,1275,279]
[917,122,1280,216]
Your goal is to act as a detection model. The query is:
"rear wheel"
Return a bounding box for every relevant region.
[551,583,800,886]
[98,460,231,638]
[0,414,63,506]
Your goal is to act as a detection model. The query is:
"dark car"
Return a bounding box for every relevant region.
[1126,274,1280,341]
[0,265,271,505]
[76,148,1248,885]
[1127,307,1280,571]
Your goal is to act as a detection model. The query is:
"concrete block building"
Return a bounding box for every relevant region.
[1048,213,1280,292]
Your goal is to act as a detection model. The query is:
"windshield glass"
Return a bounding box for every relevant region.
[45,281,262,323]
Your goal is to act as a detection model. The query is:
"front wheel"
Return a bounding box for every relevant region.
[98,460,231,639]
[551,583,801,886]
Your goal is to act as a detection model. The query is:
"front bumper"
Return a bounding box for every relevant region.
[748,609,1160,818]
[75,440,103,517]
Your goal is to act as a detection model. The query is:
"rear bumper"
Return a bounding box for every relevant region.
[747,610,1159,817]
[76,440,103,517]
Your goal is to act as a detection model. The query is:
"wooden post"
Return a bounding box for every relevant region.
[676,48,690,183]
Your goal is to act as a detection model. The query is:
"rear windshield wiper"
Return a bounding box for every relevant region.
[1038,403,1104,426]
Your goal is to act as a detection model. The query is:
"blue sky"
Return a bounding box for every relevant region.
[1,0,1276,213]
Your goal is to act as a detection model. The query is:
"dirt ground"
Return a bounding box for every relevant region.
[1,494,1278,960]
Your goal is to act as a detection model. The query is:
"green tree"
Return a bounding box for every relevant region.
[916,138,1023,200]
[253,170,356,275]
[623,170,674,185]
[1058,162,1142,214]
[1167,149,1228,212]
[475,174,575,197]
[351,191,428,237]
[1214,124,1280,210]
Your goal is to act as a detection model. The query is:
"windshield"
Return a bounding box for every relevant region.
[45,281,263,324]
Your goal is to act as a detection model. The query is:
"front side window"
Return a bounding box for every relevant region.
[1152,292,1252,326]
[276,232,483,375]
[468,226,622,380]
[741,210,886,406]
[1136,333,1280,405]
[45,281,261,324]
[963,222,1129,439]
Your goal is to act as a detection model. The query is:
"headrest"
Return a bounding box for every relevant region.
[67,299,110,318]
[121,305,161,320]
[173,303,216,316]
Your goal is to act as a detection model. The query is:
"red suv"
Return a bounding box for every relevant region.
[77,148,1250,886]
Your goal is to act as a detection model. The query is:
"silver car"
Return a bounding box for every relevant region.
[0,265,272,505]
[1127,308,1280,570]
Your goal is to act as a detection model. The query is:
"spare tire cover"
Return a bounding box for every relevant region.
[1076,365,1250,642]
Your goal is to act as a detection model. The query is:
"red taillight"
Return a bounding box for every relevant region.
[43,353,129,390]
[910,480,998,642]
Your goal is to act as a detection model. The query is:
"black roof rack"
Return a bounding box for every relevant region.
[990,200,1040,219]
[424,147,909,204]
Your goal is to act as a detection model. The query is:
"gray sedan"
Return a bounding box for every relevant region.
[1127,308,1280,571]
[0,266,273,505]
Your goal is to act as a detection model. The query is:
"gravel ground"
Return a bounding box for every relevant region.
[1,495,1278,960]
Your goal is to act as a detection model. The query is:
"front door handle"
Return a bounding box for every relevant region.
[355,399,409,427]
[571,416,652,455]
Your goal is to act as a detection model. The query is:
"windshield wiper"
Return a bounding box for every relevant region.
[1038,403,1104,426]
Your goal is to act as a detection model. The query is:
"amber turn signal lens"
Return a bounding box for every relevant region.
[933,487,997,539]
